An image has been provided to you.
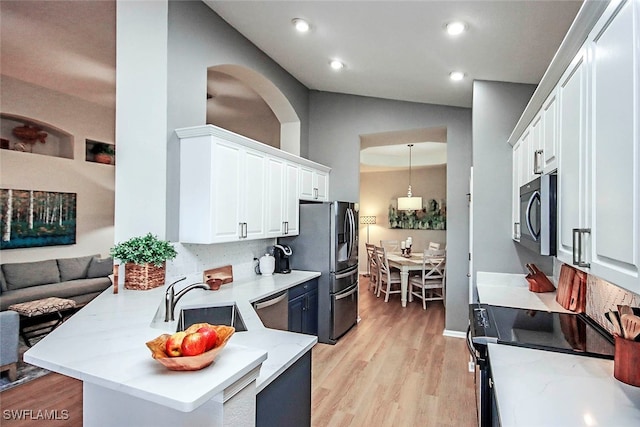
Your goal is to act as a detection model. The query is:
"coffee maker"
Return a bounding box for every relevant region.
[273,244,292,274]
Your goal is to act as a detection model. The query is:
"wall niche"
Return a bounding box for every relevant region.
[0,113,73,159]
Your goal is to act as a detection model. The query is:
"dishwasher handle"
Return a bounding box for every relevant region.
[253,291,288,310]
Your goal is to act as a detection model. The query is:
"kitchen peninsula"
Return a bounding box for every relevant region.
[23,270,320,426]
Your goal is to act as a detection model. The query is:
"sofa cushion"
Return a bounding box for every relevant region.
[0,278,111,311]
[2,260,60,290]
[87,257,113,279]
[0,267,6,293]
[57,255,95,282]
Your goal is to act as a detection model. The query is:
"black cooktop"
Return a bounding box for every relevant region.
[470,304,615,359]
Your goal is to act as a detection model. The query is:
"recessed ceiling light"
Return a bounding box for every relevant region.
[446,21,466,36]
[292,18,310,33]
[330,60,345,71]
[450,71,465,81]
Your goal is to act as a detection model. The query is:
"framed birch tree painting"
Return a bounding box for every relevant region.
[1,189,77,249]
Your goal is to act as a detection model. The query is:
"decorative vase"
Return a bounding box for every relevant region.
[94,153,113,164]
[124,262,166,290]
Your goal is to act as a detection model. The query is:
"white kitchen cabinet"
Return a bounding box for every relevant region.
[179,135,266,243]
[529,114,543,180]
[512,140,523,241]
[265,158,299,237]
[556,0,640,294]
[541,91,558,173]
[177,124,330,244]
[556,48,589,267]
[299,166,329,201]
[586,0,639,292]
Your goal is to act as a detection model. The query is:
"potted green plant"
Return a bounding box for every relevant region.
[110,233,178,290]
[91,142,115,164]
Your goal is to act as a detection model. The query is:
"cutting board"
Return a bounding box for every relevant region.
[203,265,233,290]
[556,264,576,310]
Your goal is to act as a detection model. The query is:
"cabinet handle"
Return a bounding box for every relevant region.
[239,222,244,239]
[314,188,318,199]
[244,222,248,238]
[282,221,289,235]
[514,222,520,239]
[534,149,544,174]
[572,228,591,268]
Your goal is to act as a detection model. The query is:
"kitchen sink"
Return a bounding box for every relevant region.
[176,303,247,332]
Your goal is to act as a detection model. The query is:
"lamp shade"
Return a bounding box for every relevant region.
[397,196,423,211]
[360,215,377,225]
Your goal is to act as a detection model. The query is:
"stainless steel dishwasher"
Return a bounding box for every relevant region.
[253,290,289,330]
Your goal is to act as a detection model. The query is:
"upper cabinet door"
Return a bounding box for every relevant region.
[588,0,640,292]
[314,170,329,201]
[512,141,523,241]
[179,136,243,243]
[542,91,558,174]
[299,166,329,201]
[557,49,589,267]
[530,114,543,179]
[284,162,300,236]
[265,156,286,237]
[242,149,267,239]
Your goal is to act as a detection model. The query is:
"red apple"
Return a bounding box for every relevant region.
[197,326,218,351]
[181,332,207,356]
[165,331,187,357]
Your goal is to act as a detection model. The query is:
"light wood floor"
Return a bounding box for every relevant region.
[0,276,476,427]
[311,276,476,426]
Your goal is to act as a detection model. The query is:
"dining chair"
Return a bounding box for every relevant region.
[380,240,400,253]
[374,246,402,302]
[428,241,441,250]
[408,248,446,310]
[365,243,379,293]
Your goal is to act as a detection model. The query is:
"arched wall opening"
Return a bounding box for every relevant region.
[207,64,301,155]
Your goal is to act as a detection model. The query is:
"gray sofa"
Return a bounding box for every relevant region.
[0,255,113,311]
[0,310,19,381]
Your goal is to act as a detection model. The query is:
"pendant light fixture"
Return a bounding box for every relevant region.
[397,144,423,211]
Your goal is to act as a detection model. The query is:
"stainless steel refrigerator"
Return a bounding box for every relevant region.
[279,201,358,344]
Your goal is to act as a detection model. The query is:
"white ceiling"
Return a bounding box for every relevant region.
[205,0,583,108]
[0,1,583,113]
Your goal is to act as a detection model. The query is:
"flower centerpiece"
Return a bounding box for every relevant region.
[110,233,178,290]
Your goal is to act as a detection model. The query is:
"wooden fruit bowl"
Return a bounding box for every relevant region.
[146,324,235,371]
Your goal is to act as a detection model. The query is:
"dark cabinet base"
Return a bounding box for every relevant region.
[256,350,311,427]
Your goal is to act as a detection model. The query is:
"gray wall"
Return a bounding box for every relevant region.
[165,0,311,240]
[471,80,553,284]
[308,91,472,333]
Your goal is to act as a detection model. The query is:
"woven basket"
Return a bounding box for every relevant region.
[124,262,166,290]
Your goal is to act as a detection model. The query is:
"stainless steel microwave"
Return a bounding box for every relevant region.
[518,175,557,256]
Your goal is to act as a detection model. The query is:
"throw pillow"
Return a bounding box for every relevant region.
[2,260,61,290]
[87,257,113,279]
[57,255,96,281]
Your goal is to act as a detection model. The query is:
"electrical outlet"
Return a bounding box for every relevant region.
[468,361,475,373]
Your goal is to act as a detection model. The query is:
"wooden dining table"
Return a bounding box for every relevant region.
[386,252,425,307]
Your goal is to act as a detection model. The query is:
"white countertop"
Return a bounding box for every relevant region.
[24,270,320,412]
[478,272,640,426]
[488,343,640,427]
[476,271,571,313]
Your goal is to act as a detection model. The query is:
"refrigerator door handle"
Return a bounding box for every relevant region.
[335,284,358,300]
[346,207,355,260]
[334,265,358,279]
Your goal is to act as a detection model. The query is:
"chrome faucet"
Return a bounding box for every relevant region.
[164,277,210,322]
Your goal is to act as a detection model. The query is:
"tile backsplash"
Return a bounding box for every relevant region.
[165,239,276,285]
[554,258,640,333]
